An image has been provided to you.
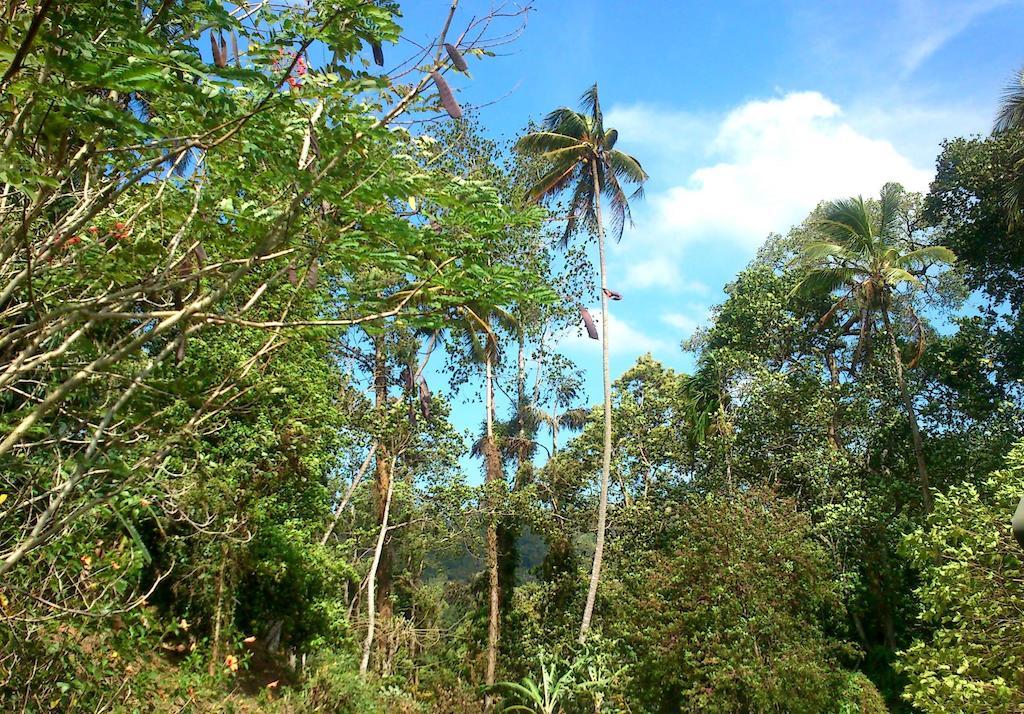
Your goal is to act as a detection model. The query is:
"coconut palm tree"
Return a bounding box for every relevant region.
[451,302,516,693]
[516,84,647,640]
[792,183,955,512]
[686,354,736,491]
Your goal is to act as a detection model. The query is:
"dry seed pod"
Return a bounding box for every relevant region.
[305,261,319,288]
[309,128,321,160]
[401,366,414,391]
[230,31,241,67]
[218,33,228,68]
[287,265,298,286]
[418,379,431,419]
[193,243,208,265]
[209,33,223,68]
[176,334,187,363]
[371,42,384,67]
[444,43,467,72]
[430,71,462,120]
[580,307,598,340]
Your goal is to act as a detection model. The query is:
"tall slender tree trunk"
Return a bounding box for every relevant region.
[361,456,396,674]
[580,159,612,642]
[208,543,228,676]
[882,306,933,512]
[372,339,394,620]
[320,443,377,545]
[483,356,502,700]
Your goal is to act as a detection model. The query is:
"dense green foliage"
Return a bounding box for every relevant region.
[899,440,1024,713]
[4,2,1024,713]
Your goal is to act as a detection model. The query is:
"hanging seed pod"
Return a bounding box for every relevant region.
[218,32,229,68]
[580,307,598,340]
[209,32,224,68]
[287,264,298,286]
[230,31,241,67]
[430,71,462,120]
[602,288,623,301]
[371,42,384,66]
[400,366,414,391]
[176,334,187,363]
[418,379,431,419]
[308,128,321,160]
[306,261,319,288]
[193,243,208,265]
[444,43,468,72]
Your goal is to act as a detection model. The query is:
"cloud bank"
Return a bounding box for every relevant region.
[608,91,934,290]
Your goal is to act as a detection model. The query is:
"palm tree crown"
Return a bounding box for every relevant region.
[793,183,955,304]
[516,84,648,243]
[793,182,955,513]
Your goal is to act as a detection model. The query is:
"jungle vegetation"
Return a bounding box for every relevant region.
[2,2,1024,712]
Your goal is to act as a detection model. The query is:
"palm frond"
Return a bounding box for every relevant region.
[490,304,521,340]
[526,157,582,203]
[541,107,590,139]
[995,68,1024,133]
[790,267,858,297]
[558,407,590,431]
[878,182,904,238]
[579,83,603,136]
[562,174,596,246]
[515,131,586,156]
[797,240,864,265]
[605,148,648,185]
[895,245,956,269]
[602,170,632,241]
[882,266,922,288]
[816,196,873,249]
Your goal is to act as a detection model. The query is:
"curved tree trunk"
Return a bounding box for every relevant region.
[580,158,612,642]
[483,356,502,696]
[361,456,396,674]
[372,339,394,621]
[320,443,377,545]
[882,306,933,512]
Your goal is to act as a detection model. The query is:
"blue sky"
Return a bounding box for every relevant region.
[395,0,1024,443]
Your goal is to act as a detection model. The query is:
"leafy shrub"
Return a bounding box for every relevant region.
[298,654,383,713]
[898,439,1024,712]
[606,489,860,712]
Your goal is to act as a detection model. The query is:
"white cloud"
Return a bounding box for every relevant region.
[637,91,932,252]
[661,303,712,337]
[896,0,1013,76]
[605,104,715,156]
[660,312,698,335]
[620,259,710,293]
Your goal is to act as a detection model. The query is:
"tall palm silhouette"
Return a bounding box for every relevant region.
[516,84,647,639]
